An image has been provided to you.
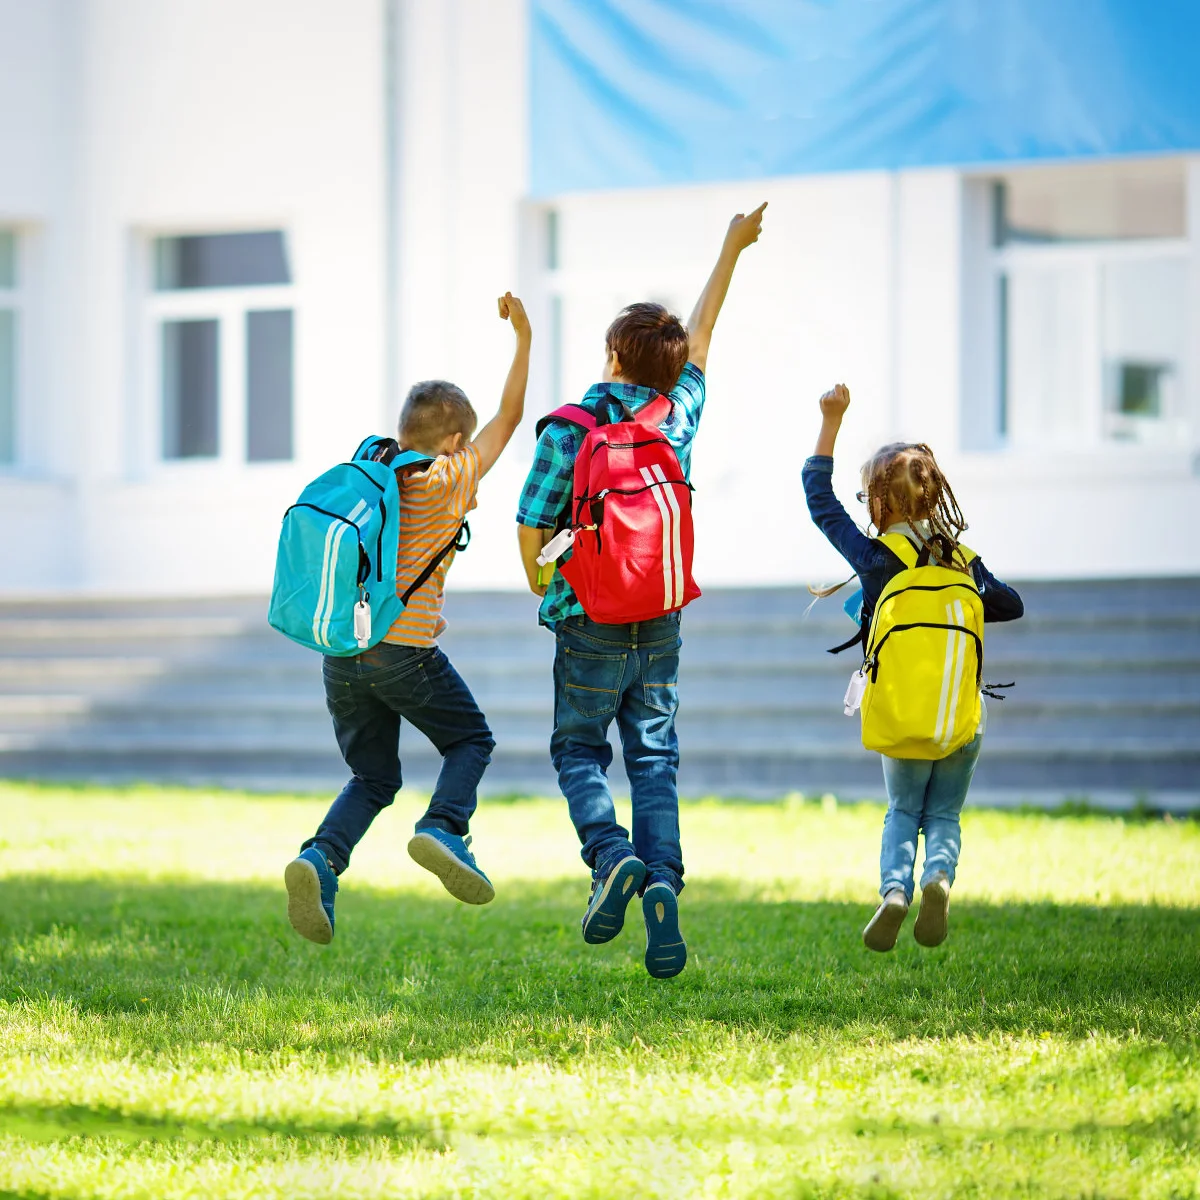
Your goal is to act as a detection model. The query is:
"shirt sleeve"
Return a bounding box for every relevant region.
[431,443,481,519]
[664,362,706,443]
[802,455,887,577]
[971,558,1025,623]
[516,425,575,529]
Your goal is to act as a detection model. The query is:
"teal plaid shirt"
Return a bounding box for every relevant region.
[516,363,707,627]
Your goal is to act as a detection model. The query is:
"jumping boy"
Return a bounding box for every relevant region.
[515,206,767,978]
[285,293,531,944]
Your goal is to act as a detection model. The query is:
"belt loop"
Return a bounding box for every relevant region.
[631,619,639,649]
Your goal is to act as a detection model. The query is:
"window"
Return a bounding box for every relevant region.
[988,159,1190,449]
[0,230,17,465]
[148,230,295,464]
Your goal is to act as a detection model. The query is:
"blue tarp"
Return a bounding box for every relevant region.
[530,0,1200,195]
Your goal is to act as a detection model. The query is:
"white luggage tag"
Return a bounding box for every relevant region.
[353,598,372,649]
[843,666,868,716]
[537,527,576,566]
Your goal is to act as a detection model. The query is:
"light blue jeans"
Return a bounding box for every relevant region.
[879,732,983,902]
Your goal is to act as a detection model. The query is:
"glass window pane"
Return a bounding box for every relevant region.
[995,160,1185,245]
[0,309,15,463]
[1102,257,1186,440]
[0,232,15,289]
[246,309,293,462]
[154,231,290,290]
[162,319,219,459]
[1006,265,1091,447]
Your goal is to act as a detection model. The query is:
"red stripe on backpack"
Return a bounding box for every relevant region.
[539,395,701,624]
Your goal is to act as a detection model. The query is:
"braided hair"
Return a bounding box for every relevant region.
[863,442,969,573]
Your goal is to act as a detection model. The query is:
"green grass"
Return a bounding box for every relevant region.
[1,782,1198,1199]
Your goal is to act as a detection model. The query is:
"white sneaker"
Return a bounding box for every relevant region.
[914,874,951,947]
[862,889,909,952]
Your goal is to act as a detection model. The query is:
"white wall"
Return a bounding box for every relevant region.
[542,163,1200,587]
[0,0,389,593]
[0,0,1196,595]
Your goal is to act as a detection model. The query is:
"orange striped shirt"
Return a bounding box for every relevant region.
[384,444,480,646]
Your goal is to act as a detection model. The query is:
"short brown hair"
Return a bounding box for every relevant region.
[398,380,477,448]
[605,302,689,395]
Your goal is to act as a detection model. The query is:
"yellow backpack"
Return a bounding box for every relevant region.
[857,533,984,760]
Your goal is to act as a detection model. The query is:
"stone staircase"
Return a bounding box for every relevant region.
[0,579,1196,808]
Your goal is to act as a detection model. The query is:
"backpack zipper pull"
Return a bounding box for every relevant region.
[537,527,576,565]
[354,589,372,648]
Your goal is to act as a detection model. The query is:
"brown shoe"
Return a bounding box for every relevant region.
[862,889,910,952]
[913,874,951,947]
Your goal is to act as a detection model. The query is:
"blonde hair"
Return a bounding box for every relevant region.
[399,380,477,449]
[863,441,969,571]
[808,441,969,600]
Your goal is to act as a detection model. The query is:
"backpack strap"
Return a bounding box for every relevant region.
[878,531,920,568]
[389,448,434,473]
[535,404,598,439]
[351,436,432,473]
[879,531,978,570]
[594,392,673,429]
[399,521,470,606]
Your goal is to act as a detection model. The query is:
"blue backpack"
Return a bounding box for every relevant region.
[268,436,469,655]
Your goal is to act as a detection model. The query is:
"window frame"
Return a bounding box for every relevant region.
[137,227,298,475]
[0,228,22,469]
[974,160,1195,456]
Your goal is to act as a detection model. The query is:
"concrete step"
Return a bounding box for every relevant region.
[0,582,1197,805]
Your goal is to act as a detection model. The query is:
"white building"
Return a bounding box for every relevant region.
[2,0,1198,596]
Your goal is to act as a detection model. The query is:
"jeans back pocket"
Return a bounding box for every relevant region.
[642,645,681,715]
[563,645,625,717]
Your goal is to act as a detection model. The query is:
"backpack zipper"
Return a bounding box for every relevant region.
[865,620,983,685]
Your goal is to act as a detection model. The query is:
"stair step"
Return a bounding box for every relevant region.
[0,583,1196,804]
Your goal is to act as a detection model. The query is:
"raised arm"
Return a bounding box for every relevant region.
[804,383,883,576]
[685,202,767,372]
[472,292,532,477]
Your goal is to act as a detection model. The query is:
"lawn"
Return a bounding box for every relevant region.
[0,783,1198,1200]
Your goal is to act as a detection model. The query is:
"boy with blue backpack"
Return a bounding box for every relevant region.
[279,293,531,944]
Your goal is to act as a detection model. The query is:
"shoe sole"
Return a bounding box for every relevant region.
[284,858,333,945]
[643,884,687,978]
[862,900,908,952]
[914,882,949,947]
[581,856,646,944]
[407,834,495,905]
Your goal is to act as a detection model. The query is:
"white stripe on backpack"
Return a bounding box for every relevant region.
[652,464,684,608]
[312,500,367,648]
[640,466,675,609]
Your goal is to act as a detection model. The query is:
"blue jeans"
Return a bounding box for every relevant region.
[303,642,494,874]
[550,613,684,895]
[879,732,983,902]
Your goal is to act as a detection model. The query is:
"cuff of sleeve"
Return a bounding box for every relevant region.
[516,514,556,529]
[803,455,834,473]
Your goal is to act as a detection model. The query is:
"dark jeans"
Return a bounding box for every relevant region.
[550,613,684,895]
[303,642,494,874]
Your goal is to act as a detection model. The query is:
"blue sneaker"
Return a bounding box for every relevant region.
[407,830,495,904]
[581,855,646,944]
[285,846,338,944]
[643,882,687,978]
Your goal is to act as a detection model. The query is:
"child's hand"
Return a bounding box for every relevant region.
[498,291,531,341]
[819,383,851,422]
[724,202,768,253]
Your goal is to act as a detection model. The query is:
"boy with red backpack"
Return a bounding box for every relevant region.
[516,205,767,978]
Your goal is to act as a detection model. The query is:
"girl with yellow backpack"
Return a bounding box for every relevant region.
[802,384,1024,952]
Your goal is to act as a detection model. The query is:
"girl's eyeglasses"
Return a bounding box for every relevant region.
[855,490,869,504]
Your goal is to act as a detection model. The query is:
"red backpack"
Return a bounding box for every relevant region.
[537,395,700,624]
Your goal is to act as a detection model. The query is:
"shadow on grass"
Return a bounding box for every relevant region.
[3,875,1198,1058]
[0,1101,443,1149]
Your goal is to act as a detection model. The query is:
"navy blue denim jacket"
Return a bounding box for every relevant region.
[802,455,1024,644]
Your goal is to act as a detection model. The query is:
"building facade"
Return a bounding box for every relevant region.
[2,0,1198,595]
